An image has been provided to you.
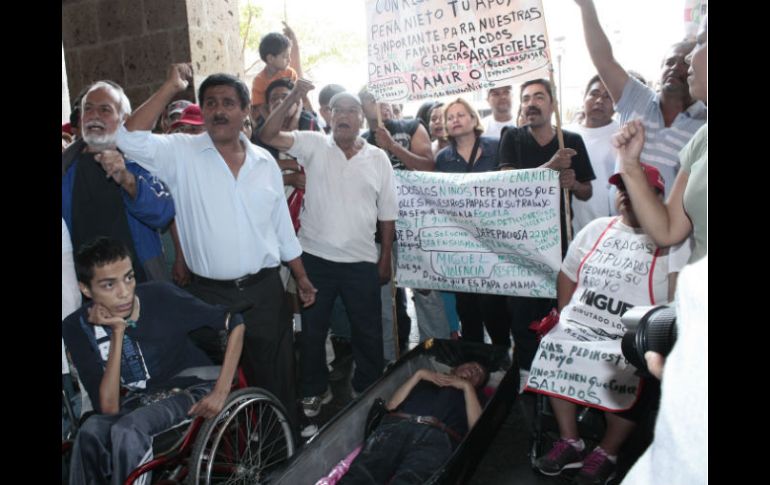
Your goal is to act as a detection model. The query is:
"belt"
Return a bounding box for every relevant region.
[191,267,278,291]
[388,412,463,443]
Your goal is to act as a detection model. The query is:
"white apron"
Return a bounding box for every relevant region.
[524,217,662,411]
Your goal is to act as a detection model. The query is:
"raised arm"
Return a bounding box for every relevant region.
[124,64,192,132]
[283,22,304,79]
[259,78,315,152]
[282,22,314,112]
[613,120,693,247]
[574,0,629,103]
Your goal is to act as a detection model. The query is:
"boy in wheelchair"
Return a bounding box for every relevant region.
[62,237,245,485]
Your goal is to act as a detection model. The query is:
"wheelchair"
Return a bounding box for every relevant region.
[124,374,296,485]
[528,391,607,474]
[62,305,297,485]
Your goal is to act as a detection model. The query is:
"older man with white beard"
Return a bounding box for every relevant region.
[62,80,175,283]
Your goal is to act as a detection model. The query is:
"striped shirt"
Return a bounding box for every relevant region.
[613,77,707,196]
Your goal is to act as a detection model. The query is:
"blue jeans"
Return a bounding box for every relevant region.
[68,382,213,485]
[300,253,383,395]
[440,292,460,333]
[339,416,453,484]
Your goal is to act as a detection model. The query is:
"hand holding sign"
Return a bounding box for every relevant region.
[374,125,396,151]
[545,148,577,171]
[559,168,577,190]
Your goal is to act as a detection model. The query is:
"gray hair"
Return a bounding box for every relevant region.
[81,81,132,120]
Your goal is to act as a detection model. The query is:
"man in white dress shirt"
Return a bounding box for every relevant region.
[116,64,317,431]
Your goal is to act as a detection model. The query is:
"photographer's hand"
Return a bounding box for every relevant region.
[644,351,665,379]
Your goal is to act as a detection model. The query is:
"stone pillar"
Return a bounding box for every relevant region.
[185,0,244,98]
[62,0,243,111]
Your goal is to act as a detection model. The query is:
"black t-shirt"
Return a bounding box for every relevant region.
[498,126,595,255]
[398,380,486,439]
[62,282,244,413]
[363,118,420,170]
[363,118,421,243]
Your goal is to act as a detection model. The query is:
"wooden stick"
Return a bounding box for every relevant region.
[391,258,400,360]
[542,16,573,245]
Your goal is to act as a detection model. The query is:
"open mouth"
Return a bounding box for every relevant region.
[115,302,133,313]
[85,122,106,132]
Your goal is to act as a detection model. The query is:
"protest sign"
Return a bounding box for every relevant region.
[366,0,552,102]
[395,168,561,297]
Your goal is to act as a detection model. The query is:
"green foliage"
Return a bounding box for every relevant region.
[239,0,365,77]
[240,2,265,54]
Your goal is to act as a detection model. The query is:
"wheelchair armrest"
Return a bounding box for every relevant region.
[173,366,223,381]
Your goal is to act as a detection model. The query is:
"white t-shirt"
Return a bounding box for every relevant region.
[287,132,399,263]
[526,217,688,410]
[564,121,619,233]
[481,115,514,139]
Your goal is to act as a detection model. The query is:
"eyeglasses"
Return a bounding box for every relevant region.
[331,107,362,116]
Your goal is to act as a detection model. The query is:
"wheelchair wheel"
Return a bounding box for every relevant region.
[187,388,295,484]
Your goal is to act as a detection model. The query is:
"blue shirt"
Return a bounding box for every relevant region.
[62,146,174,269]
[435,136,500,173]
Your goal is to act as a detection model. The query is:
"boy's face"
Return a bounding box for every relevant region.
[452,362,487,388]
[267,44,291,71]
[79,257,137,319]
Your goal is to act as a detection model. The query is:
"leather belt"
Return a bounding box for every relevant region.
[191,267,278,291]
[388,412,463,443]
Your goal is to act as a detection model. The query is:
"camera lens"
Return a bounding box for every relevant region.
[621,306,677,376]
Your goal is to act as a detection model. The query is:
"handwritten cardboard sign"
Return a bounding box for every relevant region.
[395,169,561,297]
[367,0,552,102]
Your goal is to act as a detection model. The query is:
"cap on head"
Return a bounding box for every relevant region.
[329,92,362,110]
[170,104,204,130]
[166,100,193,119]
[609,162,665,195]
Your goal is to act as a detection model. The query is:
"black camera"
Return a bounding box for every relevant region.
[620,305,677,377]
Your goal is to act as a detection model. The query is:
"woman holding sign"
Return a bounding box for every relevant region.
[434,98,511,347]
[526,163,688,484]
